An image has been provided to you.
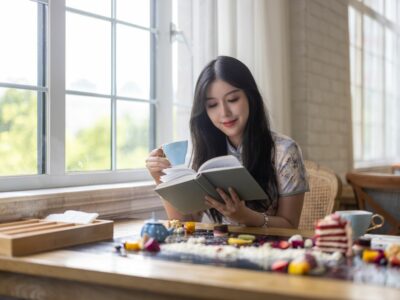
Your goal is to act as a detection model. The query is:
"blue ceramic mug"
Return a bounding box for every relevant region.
[162,140,188,166]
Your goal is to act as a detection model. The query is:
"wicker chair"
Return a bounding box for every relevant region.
[298,161,342,230]
[346,172,400,235]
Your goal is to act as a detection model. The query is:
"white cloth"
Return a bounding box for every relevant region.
[45,210,98,224]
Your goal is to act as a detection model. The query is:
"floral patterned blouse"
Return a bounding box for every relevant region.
[226,131,309,216]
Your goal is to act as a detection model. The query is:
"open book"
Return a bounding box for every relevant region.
[154,155,267,213]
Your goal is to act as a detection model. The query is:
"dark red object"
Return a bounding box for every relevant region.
[144,238,160,252]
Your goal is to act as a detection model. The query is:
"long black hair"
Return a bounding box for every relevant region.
[190,56,279,223]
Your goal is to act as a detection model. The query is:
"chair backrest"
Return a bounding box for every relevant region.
[298,161,342,230]
[346,172,400,235]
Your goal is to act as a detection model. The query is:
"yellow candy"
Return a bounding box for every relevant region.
[237,234,256,241]
[168,219,182,229]
[362,249,380,263]
[288,261,310,275]
[124,241,141,251]
[385,243,400,260]
[185,221,196,234]
[228,238,253,246]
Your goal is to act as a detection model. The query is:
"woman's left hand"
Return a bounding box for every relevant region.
[204,187,247,223]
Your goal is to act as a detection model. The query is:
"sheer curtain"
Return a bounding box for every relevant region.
[191,0,291,135]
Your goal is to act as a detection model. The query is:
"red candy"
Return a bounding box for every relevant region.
[279,241,290,249]
[291,240,304,248]
[390,256,400,267]
[271,260,289,272]
[144,238,160,252]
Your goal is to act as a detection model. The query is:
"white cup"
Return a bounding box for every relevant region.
[335,210,384,240]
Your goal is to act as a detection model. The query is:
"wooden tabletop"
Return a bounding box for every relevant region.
[0,219,399,300]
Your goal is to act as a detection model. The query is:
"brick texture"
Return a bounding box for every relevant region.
[289,0,353,179]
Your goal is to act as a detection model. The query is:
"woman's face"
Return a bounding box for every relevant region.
[205,80,249,147]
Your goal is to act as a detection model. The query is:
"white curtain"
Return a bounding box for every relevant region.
[191,0,291,135]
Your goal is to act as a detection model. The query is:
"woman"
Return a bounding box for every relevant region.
[146,56,308,228]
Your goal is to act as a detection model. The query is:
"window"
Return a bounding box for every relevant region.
[65,0,153,171]
[0,0,192,191]
[0,0,46,177]
[349,0,400,168]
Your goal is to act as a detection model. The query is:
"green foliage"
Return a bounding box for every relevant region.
[0,88,149,175]
[66,116,111,172]
[117,113,149,169]
[0,89,37,176]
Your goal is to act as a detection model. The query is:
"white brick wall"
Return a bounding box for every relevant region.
[289,0,353,179]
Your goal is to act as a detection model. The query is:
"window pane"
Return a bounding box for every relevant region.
[116,25,150,99]
[0,88,37,176]
[364,53,383,92]
[385,0,397,23]
[364,15,383,57]
[385,29,396,63]
[66,13,111,94]
[351,86,362,161]
[353,123,362,161]
[385,95,397,157]
[116,100,149,169]
[350,4,400,166]
[66,0,111,17]
[386,62,396,96]
[363,90,383,160]
[0,0,38,85]
[364,0,384,14]
[116,0,150,27]
[66,95,111,172]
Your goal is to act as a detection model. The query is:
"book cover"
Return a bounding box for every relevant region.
[154,155,267,213]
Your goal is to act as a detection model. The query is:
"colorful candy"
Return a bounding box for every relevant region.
[288,260,311,275]
[271,260,289,272]
[237,234,256,241]
[185,221,196,234]
[124,241,141,251]
[144,237,160,252]
[362,249,381,263]
[228,238,252,246]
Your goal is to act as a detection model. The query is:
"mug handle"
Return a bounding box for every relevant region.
[366,214,385,232]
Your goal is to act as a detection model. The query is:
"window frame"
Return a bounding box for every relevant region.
[0,0,175,192]
[348,0,400,169]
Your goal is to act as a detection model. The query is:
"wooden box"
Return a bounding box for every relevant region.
[0,219,114,256]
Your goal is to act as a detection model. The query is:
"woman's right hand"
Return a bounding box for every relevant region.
[145,148,171,184]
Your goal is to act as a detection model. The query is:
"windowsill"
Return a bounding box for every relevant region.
[0,181,164,221]
[354,165,393,174]
[354,160,398,172]
[0,181,155,199]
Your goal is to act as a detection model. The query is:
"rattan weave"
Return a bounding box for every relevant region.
[298,161,342,230]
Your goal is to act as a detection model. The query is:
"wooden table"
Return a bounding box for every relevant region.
[0,219,399,300]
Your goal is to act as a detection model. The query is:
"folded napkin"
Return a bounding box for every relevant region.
[45,210,99,224]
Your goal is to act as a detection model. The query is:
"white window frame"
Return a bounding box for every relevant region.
[0,0,176,192]
[348,0,400,169]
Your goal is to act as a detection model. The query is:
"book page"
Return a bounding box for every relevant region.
[198,155,241,172]
[160,167,196,183]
